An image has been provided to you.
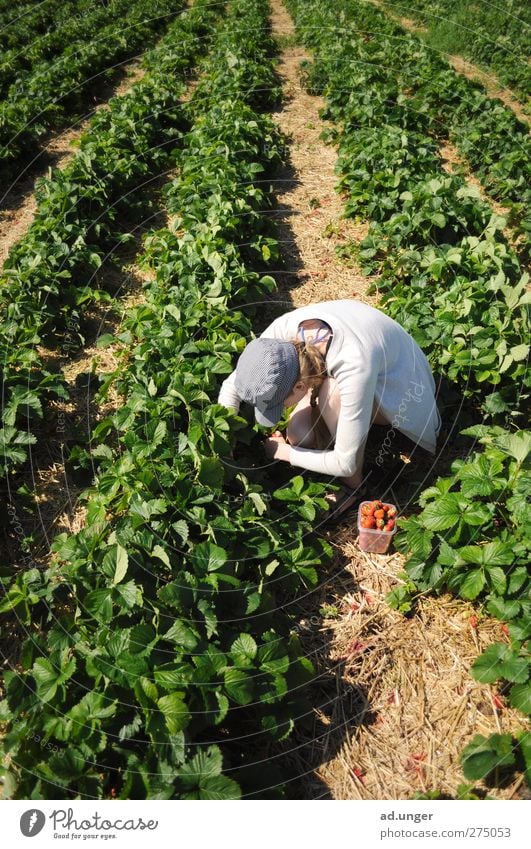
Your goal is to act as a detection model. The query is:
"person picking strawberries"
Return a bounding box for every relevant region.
[218,299,441,521]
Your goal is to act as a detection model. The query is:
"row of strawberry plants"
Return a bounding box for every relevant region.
[295,0,530,246]
[391,426,531,783]
[288,0,530,419]
[0,0,50,26]
[0,0,331,800]
[288,0,530,787]
[0,0,76,48]
[380,0,531,99]
[0,0,133,99]
[0,0,183,177]
[0,0,222,480]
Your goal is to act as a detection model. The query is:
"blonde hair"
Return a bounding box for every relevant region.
[291,340,332,449]
[291,339,327,410]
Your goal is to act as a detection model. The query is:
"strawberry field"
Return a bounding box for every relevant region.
[0,0,529,800]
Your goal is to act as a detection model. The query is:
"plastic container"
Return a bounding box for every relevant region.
[357,501,397,554]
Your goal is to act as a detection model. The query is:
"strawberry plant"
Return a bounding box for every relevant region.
[460,733,530,784]
[382,0,531,99]
[287,0,530,418]
[0,0,185,176]
[0,0,130,98]
[0,0,222,481]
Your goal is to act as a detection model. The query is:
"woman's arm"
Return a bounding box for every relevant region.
[287,355,379,479]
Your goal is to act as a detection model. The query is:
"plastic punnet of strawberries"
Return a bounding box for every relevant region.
[357,500,397,554]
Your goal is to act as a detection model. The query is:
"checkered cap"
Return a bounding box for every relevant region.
[234,338,299,427]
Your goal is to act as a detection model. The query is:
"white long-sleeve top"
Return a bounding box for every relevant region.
[218,300,441,478]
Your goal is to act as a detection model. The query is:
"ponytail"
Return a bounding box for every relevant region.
[291,340,327,406]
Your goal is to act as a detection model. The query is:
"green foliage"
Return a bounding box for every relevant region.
[381,0,531,98]
[287,0,531,791]
[0,0,221,479]
[0,0,183,170]
[286,0,530,418]
[460,734,517,781]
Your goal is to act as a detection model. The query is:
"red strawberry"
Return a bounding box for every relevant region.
[492,694,504,711]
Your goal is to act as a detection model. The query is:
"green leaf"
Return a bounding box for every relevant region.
[32,659,60,703]
[470,644,506,683]
[84,588,113,623]
[32,654,76,703]
[486,597,521,620]
[483,541,514,566]
[230,634,257,665]
[197,457,224,488]
[115,580,139,610]
[457,546,483,565]
[421,494,463,531]
[399,515,434,558]
[508,567,528,595]
[172,520,189,544]
[197,774,241,800]
[493,432,531,464]
[224,668,253,705]
[96,334,115,348]
[509,683,531,715]
[191,542,228,573]
[461,502,493,526]
[459,568,485,600]
[179,746,222,786]
[113,544,128,585]
[163,621,199,652]
[510,344,529,362]
[153,664,191,689]
[517,730,531,783]
[157,693,190,734]
[152,544,171,568]
[471,644,529,684]
[486,566,506,596]
[461,734,515,780]
[247,491,268,515]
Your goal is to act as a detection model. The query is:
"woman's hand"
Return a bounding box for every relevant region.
[263,431,290,462]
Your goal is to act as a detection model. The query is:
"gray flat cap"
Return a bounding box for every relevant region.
[234,338,299,427]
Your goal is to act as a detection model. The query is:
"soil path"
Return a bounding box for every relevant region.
[269,0,527,802]
[265,4,370,315]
